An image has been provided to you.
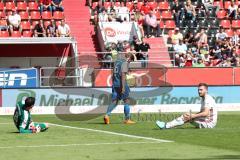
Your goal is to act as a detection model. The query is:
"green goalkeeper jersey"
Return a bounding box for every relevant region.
[13,101,33,133]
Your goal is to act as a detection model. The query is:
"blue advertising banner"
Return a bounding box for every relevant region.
[2,86,240,107]
[0,68,38,88]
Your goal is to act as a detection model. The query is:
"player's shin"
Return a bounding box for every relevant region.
[106,102,117,116]
[124,103,130,120]
[166,115,185,129]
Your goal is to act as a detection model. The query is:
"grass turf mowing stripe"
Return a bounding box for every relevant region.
[50,123,174,143]
[0,142,162,149]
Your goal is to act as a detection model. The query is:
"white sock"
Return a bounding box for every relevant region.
[166,115,185,129]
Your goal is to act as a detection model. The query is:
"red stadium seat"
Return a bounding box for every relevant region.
[19,11,29,21]
[0,11,6,18]
[21,21,31,30]
[214,1,224,9]
[42,11,52,20]
[115,2,121,7]
[236,29,240,35]
[0,2,4,11]
[30,11,41,20]
[225,29,234,37]
[44,20,51,28]
[161,11,172,19]
[158,1,169,10]
[126,2,133,10]
[55,20,61,27]
[92,2,98,9]
[148,2,157,9]
[22,30,33,37]
[165,20,176,29]
[28,2,39,11]
[232,20,240,29]
[216,10,227,19]
[53,11,64,20]
[220,20,231,29]
[104,2,111,9]
[17,2,27,11]
[155,11,161,20]
[224,1,232,9]
[159,20,164,29]
[137,2,143,9]
[11,31,21,37]
[236,1,240,6]
[31,20,39,28]
[5,2,15,11]
[0,31,9,37]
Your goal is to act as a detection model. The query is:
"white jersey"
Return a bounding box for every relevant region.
[198,94,218,128]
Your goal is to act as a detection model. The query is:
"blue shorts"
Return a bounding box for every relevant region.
[112,85,130,101]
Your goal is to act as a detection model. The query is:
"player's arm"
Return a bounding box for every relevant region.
[191,107,210,119]
[19,127,34,133]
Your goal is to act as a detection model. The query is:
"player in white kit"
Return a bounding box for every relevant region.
[156,83,218,129]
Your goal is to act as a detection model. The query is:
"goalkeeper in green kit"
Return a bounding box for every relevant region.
[13,97,49,133]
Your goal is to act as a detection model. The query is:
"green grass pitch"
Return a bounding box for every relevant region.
[0,112,239,160]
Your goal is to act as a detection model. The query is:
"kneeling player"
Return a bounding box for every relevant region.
[156,83,217,129]
[13,97,49,133]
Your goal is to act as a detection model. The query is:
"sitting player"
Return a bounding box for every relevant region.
[104,53,135,124]
[13,97,49,133]
[156,83,217,129]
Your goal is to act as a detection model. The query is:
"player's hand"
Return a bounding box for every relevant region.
[183,113,191,121]
[121,87,125,94]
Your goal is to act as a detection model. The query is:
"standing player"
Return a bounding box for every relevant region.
[156,83,218,129]
[104,53,135,124]
[13,97,49,133]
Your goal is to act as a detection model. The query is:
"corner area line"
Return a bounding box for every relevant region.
[49,123,174,143]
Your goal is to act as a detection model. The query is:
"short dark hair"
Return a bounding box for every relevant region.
[198,83,208,89]
[25,97,35,107]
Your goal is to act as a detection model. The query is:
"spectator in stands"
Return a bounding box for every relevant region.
[184,0,196,21]
[116,2,129,22]
[130,1,140,13]
[201,0,218,16]
[195,28,208,49]
[192,58,205,67]
[33,20,46,37]
[237,7,240,19]
[99,9,109,22]
[228,1,237,19]
[57,19,70,37]
[230,31,239,46]
[216,28,228,43]
[171,0,183,27]
[0,15,8,31]
[108,9,117,22]
[47,19,57,37]
[211,41,222,59]
[8,9,22,36]
[93,1,106,23]
[126,45,137,62]
[137,38,150,67]
[140,0,153,15]
[132,13,145,37]
[52,0,64,12]
[174,39,187,55]
[171,27,183,45]
[39,0,53,15]
[132,35,142,52]
[143,11,161,38]
[184,31,195,46]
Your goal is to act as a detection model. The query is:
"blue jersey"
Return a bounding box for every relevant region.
[112,59,128,87]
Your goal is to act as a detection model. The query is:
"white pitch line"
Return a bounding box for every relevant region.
[50,123,174,143]
[0,122,12,125]
[0,142,162,149]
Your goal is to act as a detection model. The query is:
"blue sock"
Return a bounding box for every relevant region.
[124,103,130,120]
[106,102,117,116]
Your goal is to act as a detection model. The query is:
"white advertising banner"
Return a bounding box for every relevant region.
[100,22,138,43]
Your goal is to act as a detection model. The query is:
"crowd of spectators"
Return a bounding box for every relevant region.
[92,0,161,38]
[0,0,70,37]
[169,0,240,67]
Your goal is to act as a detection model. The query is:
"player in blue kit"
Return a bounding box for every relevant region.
[104,53,135,124]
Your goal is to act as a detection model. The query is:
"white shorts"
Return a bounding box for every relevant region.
[191,118,216,129]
